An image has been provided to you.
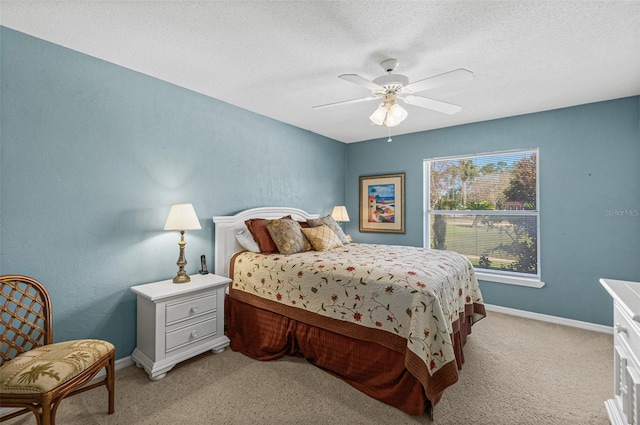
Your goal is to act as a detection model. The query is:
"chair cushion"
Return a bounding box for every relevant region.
[0,339,114,394]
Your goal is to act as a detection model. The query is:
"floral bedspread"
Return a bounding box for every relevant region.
[231,243,485,376]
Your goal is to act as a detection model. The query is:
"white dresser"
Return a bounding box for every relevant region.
[131,273,231,380]
[601,278,640,425]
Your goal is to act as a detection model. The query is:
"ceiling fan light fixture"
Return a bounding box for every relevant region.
[369,101,407,127]
[369,104,388,126]
[385,103,408,127]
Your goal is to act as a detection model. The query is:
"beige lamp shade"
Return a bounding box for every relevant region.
[331,206,350,222]
[164,203,202,231]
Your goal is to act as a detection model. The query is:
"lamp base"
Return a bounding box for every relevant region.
[172,272,191,284]
[172,231,191,284]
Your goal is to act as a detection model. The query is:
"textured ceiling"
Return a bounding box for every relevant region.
[1,1,639,143]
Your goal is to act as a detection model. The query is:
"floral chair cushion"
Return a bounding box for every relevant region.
[0,339,114,394]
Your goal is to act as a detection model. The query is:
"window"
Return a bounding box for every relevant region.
[424,149,540,284]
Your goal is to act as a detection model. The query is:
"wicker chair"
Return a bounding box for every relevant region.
[0,275,115,424]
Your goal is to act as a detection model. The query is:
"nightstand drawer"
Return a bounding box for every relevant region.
[165,293,216,325]
[166,317,217,352]
[615,304,640,360]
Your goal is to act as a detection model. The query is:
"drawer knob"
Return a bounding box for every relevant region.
[191,306,199,313]
[616,323,628,334]
[191,331,198,338]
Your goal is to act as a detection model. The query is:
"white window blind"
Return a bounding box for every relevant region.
[424,149,540,278]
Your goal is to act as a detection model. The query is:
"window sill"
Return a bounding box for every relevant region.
[474,271,545,288]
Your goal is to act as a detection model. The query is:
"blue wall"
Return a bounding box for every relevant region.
[1,27,638,363]
[346,96,640,326]
[0,27,345,359]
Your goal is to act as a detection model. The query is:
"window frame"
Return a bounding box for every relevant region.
[423,148,543,288]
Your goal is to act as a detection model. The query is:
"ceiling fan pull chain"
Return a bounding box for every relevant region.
[387,127,392,143]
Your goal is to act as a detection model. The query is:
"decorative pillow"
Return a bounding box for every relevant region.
[307,215,349,245]
[235,229,260,252]
[245,215,292,254]
[266,219,312,255]
[301,225,343,252]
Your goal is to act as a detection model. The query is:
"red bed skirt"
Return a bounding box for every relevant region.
[225,294,479,416]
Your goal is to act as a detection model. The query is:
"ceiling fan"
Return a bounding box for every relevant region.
[313,59,473,127]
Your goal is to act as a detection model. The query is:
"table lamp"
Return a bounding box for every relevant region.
[331,205,352,242]
[164,203,202,283]
[331,205,350,226]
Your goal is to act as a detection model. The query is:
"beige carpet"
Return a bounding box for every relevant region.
[3,312,613,425]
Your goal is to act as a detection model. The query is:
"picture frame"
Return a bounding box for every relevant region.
[359,173,405,233]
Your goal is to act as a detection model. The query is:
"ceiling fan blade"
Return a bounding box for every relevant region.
[404,68,474,93]
[312,96,379,109]
[338,74,383,90]
[401,95,463,114]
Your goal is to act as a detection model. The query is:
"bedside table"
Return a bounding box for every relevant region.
[130,273,231,380]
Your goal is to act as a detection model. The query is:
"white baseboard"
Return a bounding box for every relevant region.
[87,354,134,380]
[485,303,613,334]
[114,355,134,372]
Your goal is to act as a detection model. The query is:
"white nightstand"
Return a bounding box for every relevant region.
[130,273,231,380]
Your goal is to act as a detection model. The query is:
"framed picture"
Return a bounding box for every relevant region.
[359,173,405,233]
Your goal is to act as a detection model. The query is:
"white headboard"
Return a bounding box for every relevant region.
[212,207,320,278]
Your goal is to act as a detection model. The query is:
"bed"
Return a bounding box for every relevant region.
[213,207,485,416]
